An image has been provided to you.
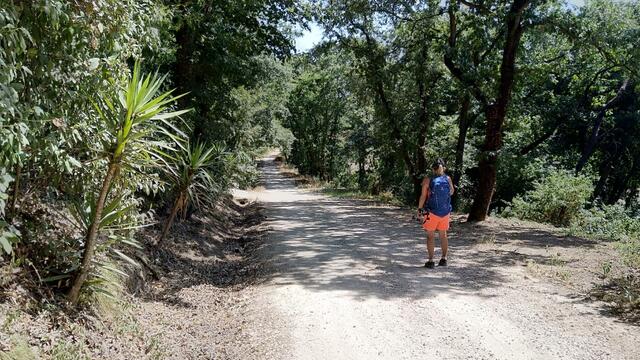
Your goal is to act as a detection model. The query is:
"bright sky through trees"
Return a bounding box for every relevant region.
[295,22,323,52]
[295,0,587,52]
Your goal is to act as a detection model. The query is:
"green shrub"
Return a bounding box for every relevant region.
[570,202,640,268]
[503,170,593,226]
[619,238,640,269]
[571,202,640,241]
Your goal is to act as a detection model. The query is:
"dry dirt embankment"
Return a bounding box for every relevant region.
[0,195,278,359]
[132,196,286,359]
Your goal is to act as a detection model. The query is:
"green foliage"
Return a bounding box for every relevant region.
[503,170,593,226]
[89,259,129,314]
[285,52,352,181]
[167,141,226,210]
[0,0,302,325]
[571,202,640,242]
[51,339,90,360]
[168,0,305,151]
[67,60,189,303]
[0,0,177,268]
[94,60,189,165]
[619,238,640,270]
[158,140,227,242]
[505,171,640,270]
[295,0,640,218]
[570,203,640,268]
[226,55,296,186]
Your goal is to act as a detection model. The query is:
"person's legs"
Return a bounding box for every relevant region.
[435,215,450,266]
[438,230,448,259]
[423,214,442,267]
[426,231,436,261]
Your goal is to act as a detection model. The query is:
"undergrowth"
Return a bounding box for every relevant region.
[502,170,640,320]
[276,160,403,206]
[0,260,160,359]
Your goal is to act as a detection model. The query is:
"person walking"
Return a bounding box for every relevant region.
[417,158,454,268]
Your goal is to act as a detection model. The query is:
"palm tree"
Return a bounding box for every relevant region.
[157,141,224,244]
[67,61,190,305]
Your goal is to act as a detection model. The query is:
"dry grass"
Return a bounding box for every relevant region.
[0,195,270,359]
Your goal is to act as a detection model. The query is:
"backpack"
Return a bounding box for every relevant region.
[426,175,452,217]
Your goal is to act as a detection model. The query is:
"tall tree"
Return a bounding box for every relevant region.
[317,0,451,199]
[170,0,304,141]
[444,0,535,221]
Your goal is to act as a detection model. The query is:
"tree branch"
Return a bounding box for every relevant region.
[444,0,489,107]
[575,78,630,172]
[459,0,490,14]
[519,122,560,156]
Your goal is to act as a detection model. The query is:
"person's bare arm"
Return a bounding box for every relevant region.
[447,176,455,196]
[417,178,429,215]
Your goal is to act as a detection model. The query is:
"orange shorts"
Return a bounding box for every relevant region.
[422,213,450,232]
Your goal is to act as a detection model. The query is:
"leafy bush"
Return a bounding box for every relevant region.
[571,202,640,241]
[503,170,593,226]
[505,174,640,270]
[619,239,640,270]
[66,61,188,304]
[159,141,226,243]
[0,169,19,256]
[570,202,640,268]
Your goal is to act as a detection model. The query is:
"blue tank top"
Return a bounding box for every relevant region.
[425,175,452,217]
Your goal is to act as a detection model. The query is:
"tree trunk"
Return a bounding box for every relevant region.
[374,80,417,183]
[158,192,185,244]
[358,150,366,191]
[174,21,206,140]
[603,150,638,205]
[625,187,639,209]
[415,69,430,180]
[9,164,20,218]
[467,0,529,221]
[592,155,610,202]
[68,161,118,305]
[357,26,418,188]
[575,117,604,174]
[326,112,340,181]
[452,94,473,208]
[174,23,193,111]
[468,105,503,221]
[319,114,329,179]
[411,76,432,202]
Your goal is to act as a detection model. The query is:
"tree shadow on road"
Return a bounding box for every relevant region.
[253,158,608,304]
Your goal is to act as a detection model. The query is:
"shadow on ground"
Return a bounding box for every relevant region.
[135,198,270,308]
[254,159,602,303]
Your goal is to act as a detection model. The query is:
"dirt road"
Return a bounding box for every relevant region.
[235,155,639,360]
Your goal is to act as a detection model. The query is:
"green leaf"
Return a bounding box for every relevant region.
[150,108,192,120]
[111,248,140,268]
[99,264,129,278]
[0,236,12,254]
[120,237,143,249]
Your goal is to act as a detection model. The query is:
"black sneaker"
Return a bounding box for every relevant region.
[438,258,447,267]
[424,261,435,269]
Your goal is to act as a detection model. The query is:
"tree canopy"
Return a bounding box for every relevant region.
[284,0,640,220]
